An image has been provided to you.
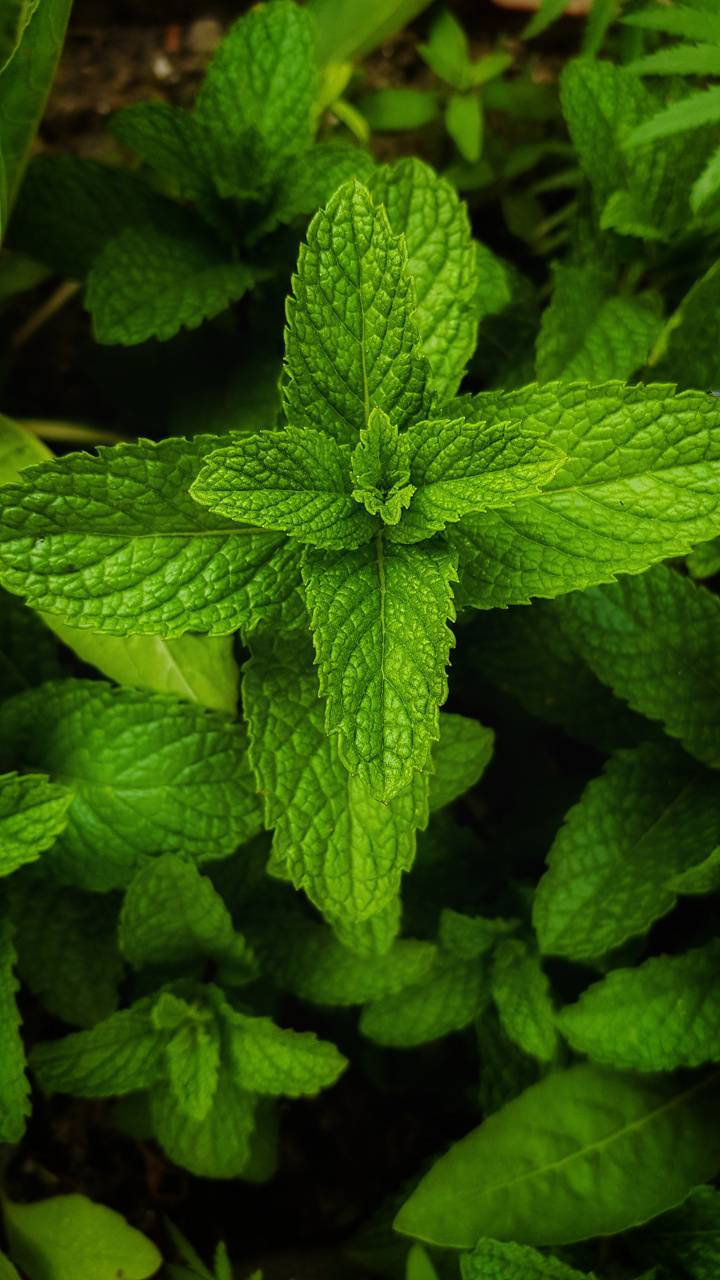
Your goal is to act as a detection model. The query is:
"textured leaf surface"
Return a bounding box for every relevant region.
[3,1194,162,1280]
[537,263,661,383]
[360,954,487,1047]
[450,383,720,609]
[86,221,255,346]
[558,941,720,1071]
[627,87,720,149]
[533,742,720,961]
[368,158,497,400]
[461,1238,590,1280]
[109,102,219,204]
[670,846,720,896]
[283,181,431,445]
[303,538,457,801]
[349,407,414,525]
[651,259,720,390]
[243,633,429,922]
[165,1020,220,1122]
[271,142,375,229]
[227,1013,347,1097]
[151,1061,257,1179]
[0,436,302,636]
[429,713,494,812]
[192,428,374,549]
[32,1003,165,1097]
[119,854,245,970]
[439,910,518,960]
[491,940,558,1064]
[0,680,261,891]
[395,1065,720,1247]
[0,918,28,1143]
[0,772,71,876]
[555,565,720,770]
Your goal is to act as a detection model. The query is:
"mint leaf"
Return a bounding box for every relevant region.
[558,941,720,1071]
[0,917,28,1143]
[151,1059,257,1179]
[165,1020,221,1121]
[533,742,720,962]
[536,263,661,382]
[109,102,219,205]
[119,855,250,971]
[626,87,720,149]
[461,1239,589,1280]
[450,384,720,609]
[191,427,375,549]
[226,1012,347,1096]
[555,565,720,770]
[429,713,494,812]
[243,633,429,923]
[439,910,518,959]
[669,846,720,896]
[0,771,71,875]
[368,158,498,400]
[283,180,432,445]
[270,142,375,230]
[360,953,487,1047]
[395,1065,720,1247]
[303,538,457,801]
[651,259,720,389]
[391,415,565,545]
[328,895,401,956]
[3,1194,162,1280]
[623,5,720,42]
[349,408,415,525]
[0,437,302,636]
[31,1002,166,1097]
[491,939,558,1064]
[9,873,122,1028]
[630,1185,720,1280]
[0,680,261,891]
[86,220,255,346]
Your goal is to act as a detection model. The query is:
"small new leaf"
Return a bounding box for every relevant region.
[0,771,72,876]
[350,408,415,525]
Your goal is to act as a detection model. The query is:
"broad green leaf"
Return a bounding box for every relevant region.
[0,1251,19,1280]
[536,263,661,382]
[119,855,250,971]
[151,1061,257,1179]
[626,88,720,149]
[48,623,239,714]
[86,221,256,346]
[257,918,437,1005]
[669,846,720,895]
[439,910,518,959]
[0,772,71,876]
[349,407,414,525]
[429,713,494,812]
[688,535,720,580]
[533,742,720,962]
[165,1019,221,1122]
[0,436,303,636]
[309,0,431,64]
[558,941,720,1071]
[195,1,316,177]
[3,1194,162,1280]
[0,680,261,891]
[360,953,488,1047]
[243,633,429,922]
[0,0,73,216]
[395,1064,720,1247]
[630,1185,720,1280]
[31,1003,166,1098]
[650,259,720,389]
[0,0,38,75]
[445,93,483,164]
[368,158,501,401]
[303,538,457,801]
[109,102,219,204]
[283,180,432,445]
[554,565,720,770]
[269,142,375,232]
[461,1238,590,1280]
[191,427,375,549]
[449,384,720,610]
[227,1012,347,1096]
[0,917,28,1143]
[407,1243,440,1280]
[0,413,48,475]
[390,416,565,545]
[491,940,558,1064]
[328,893,401,956]
[9,873,122,1027]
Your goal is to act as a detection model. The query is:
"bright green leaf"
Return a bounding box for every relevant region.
[3,1194,161,1280]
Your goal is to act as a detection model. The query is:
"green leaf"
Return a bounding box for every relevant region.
[445,93,483,164]
[119,854,248,971]
[309,0,430,64]
[688,535,720,581]
[429,713,494,812]
[329,896,401,957]
[630,1185,720,1280]
[31,1002,166,1098]
[109,102,219,204]
[191,427,375,549]
[165,1019,221,1121]
[692,145,720,213]
[283,180,432,445]
[151,1060,257,1179]
[0,917,28,1143]
[439,910,518,959]
[491,940,558,1064]
[524,0,570,39]
[629,43,720,77]
[243,632,429,923]
[358,88,440,132]
[195,0,316,179]
[449,383,720,610]
[623,5,720,42]
[226,1012,347,1096]
[461,1238,590,1280]
[3,1194,162,1280]
[0,1251,19,1280]
[554,565,720,770]
[558,941,720,1071]
[349,407,415,525]
[0,436,302,636]
[86,220,256,346]
[669,845,720,895]
[417,9,470,89]
[391,415,565,545]
[0,0,73,217]
[303,537,457,801]
[0,0,38,75]
[269,141,375,230]
[0,772,71,876]
[0,680,261,891]
[368,158,498,401]
[650,259,720,389]
[626,87,720,149]
[395,1064,720,1247]
[9,873,122,1027]
[407,1243,440,1280]
[360,953,488,1047]
[533,742,720,962]
[536,263,661,382]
